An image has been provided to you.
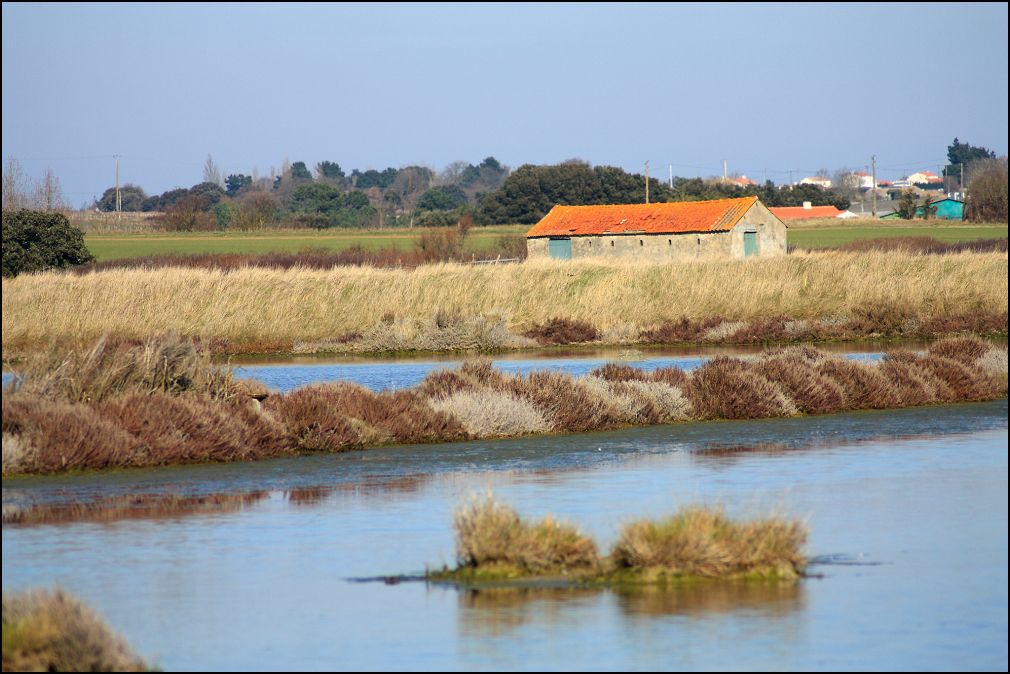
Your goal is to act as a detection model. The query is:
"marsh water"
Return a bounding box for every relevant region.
[2,345,1008,670]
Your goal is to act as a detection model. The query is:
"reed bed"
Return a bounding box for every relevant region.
[2,588,151,672]
[432,495,806,582]
[3,251,1005,356]
[2,336,1006,476]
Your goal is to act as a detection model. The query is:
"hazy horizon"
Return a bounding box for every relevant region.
[3,2,1008,206]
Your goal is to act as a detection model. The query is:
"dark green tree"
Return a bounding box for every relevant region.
[290,161,313,180]
[225,174,253,197]
[316,161,345,179]
[2,210,95,276]
[417,185,468,211]
[945,137,997,183]
[96,184,147,212]
[897,189,918,219]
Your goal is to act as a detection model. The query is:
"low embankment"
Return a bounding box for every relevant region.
[2,336,1006,476]
[429,494,807,583]
[2,251,1007,358]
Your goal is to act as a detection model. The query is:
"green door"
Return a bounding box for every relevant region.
[548,238,572,260]
[743,231,758,257]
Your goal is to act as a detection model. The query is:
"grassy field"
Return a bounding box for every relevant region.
[3,252,1006,356]
[84,225,528,261]
[787,218,1007,248]
[79,220,1007,261]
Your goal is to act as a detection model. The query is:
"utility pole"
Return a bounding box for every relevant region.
[723,159,728,181]
[669,164,673,189]
[871,155,877,217]
[645,161,649,204]
[112,154,122,213]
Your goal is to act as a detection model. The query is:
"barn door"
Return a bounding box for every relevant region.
[743,231,758,257]
[548,238,572,260]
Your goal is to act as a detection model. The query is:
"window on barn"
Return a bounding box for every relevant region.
[639,240,644,246]
[610,240,614,247]
[668,239,672,245]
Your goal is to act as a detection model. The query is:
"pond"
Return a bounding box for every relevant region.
[3,399,1006,670]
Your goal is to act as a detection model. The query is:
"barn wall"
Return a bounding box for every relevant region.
[527,231,735,261]
[730,202,788,257]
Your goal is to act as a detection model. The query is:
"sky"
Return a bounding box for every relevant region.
[3,2,1008,206]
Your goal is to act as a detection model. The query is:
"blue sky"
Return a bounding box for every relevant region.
[3,2,1007,205]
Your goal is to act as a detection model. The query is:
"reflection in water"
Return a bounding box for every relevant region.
[455,581,804,638]
[614,580,804,618]
[2,490,269,526]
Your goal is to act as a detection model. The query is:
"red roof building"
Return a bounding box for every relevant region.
[526,197,787,261]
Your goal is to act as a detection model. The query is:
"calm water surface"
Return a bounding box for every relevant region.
[3,400,1007,671]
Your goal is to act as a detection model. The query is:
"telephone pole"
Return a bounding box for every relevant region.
[645,161,649,204]
[669,164,673,189]
[723,159,728,181]
[870,155,877,217]
[113,154,122,213]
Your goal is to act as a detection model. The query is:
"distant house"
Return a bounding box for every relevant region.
[800,176,833,188]
[725,175,757,188]
[769,202,856,220]
[906,170,944,186]
[881,197,963,221]
[526,197,787,261]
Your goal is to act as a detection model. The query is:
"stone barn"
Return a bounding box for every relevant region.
[525,197,787,261]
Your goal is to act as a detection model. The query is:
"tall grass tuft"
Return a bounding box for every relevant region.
[755,356,847,414]
[8,335,237,403]
[2,588,151,672]
[610,506,807,580]
[452,494,600,575]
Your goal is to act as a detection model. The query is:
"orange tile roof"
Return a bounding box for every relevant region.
[526,197,759,237]
[769,205,844,220]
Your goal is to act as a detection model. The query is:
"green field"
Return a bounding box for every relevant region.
[84,225,528,261]
[82,222,1007,261]
[789,223,1008,249]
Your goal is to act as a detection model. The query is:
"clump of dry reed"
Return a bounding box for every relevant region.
[439,495,806,582]
[452,494,600,576]
[610,506,808,580]
[7,335,237,403]
[2,588,151,672]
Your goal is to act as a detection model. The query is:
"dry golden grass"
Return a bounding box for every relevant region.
[2,588,151,672]
[452,494,600,576]
[611,506,808,580]
[3,251,1005,356]
[437,495,806,583]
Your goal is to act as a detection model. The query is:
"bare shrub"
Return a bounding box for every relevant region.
[975,348,1008,391]
[928,336,994,365]
[639,317,725,344]
[2,588,151,672]
[432,390,549,437]
[590,363,651,383]
[453,494,599,575]
[523,317,600,345]
[815,359,900,409]
[755,355,847,415]
[916,354,1004,401]
[2,396,136,473]
[879,356,950,406]
[267,383,467,451]
[2,432,36,477]
[649,366,689,388]
[687,357,797,420]
[98,394,291,466]
[611,506,807,579]
[619,380,692,422]
[504,371,625,432]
